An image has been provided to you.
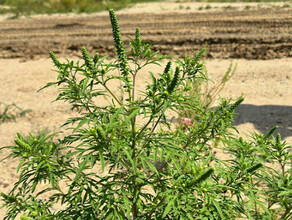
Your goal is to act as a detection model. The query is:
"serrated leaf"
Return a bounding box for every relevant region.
[73,118,90,132]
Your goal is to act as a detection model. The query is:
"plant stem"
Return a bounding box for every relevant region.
[102,83,127,111]
[132,74,136,102]
[132,204,138,219]
[136,102,165,139]
[136,109,165,156]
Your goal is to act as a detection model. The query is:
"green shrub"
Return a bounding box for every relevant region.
[2,0,160,15]
[1,10,291,219]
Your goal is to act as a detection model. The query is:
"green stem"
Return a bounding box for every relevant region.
[136,102,165,139]
[102,83,127,111]
[132,74,136,102]
[136,109,165,157]
[183,110,225,150]
[132,188,138,219]
[182,119,211,150]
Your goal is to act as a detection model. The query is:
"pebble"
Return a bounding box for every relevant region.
[0,180,9,188]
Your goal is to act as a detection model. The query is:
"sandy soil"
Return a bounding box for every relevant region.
[0,2,291,217]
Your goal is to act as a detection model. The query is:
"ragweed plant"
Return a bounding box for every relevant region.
[177,52,237,123]
[1,9,291,219]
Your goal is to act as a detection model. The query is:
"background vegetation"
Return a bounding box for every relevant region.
[0,0,159,15]
[195,0,291,2]
[0,0,291,16]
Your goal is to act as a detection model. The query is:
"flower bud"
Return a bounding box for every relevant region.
[181,118,192,126]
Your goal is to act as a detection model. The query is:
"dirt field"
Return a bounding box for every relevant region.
[0,2,291,217]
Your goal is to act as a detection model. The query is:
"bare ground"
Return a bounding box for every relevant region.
[0,2,291,217]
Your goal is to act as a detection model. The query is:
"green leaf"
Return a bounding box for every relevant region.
[149,72,156,85]
[16,159,25,173]
[109,107,123,125]
[31,180,38,193]
[125,108,140,123]
[263,126,278,140]
[20,216,34,220]
[145,159,159,175]
[74,156,89,182]
[99,151,105,172]
[122,148,136,172]
[73,118,90,132]
[213,200,224,219]
[278,191,292,196]
[82,77,90,93]
[162,197,175,217]
[36,160,46,171]
[123,195,131,219]
[187,213,194,220]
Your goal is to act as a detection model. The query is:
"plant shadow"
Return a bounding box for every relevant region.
[233,104,292,139]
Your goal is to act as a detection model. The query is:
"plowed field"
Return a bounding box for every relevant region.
[0,7,292,60]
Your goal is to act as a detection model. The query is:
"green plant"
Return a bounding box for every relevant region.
[0,103,31,124]
[177,51,236,121]
[1,9,291,219]
[198,4,213,10]
[205,4,212,9]
[1,0,160,15]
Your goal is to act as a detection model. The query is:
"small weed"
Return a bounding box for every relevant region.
[198,5,212,10]
[245,5,252,10]
[0,103,31,124]
[282,3,291,8]
[205,4,212,10]
[223,5,236,10]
